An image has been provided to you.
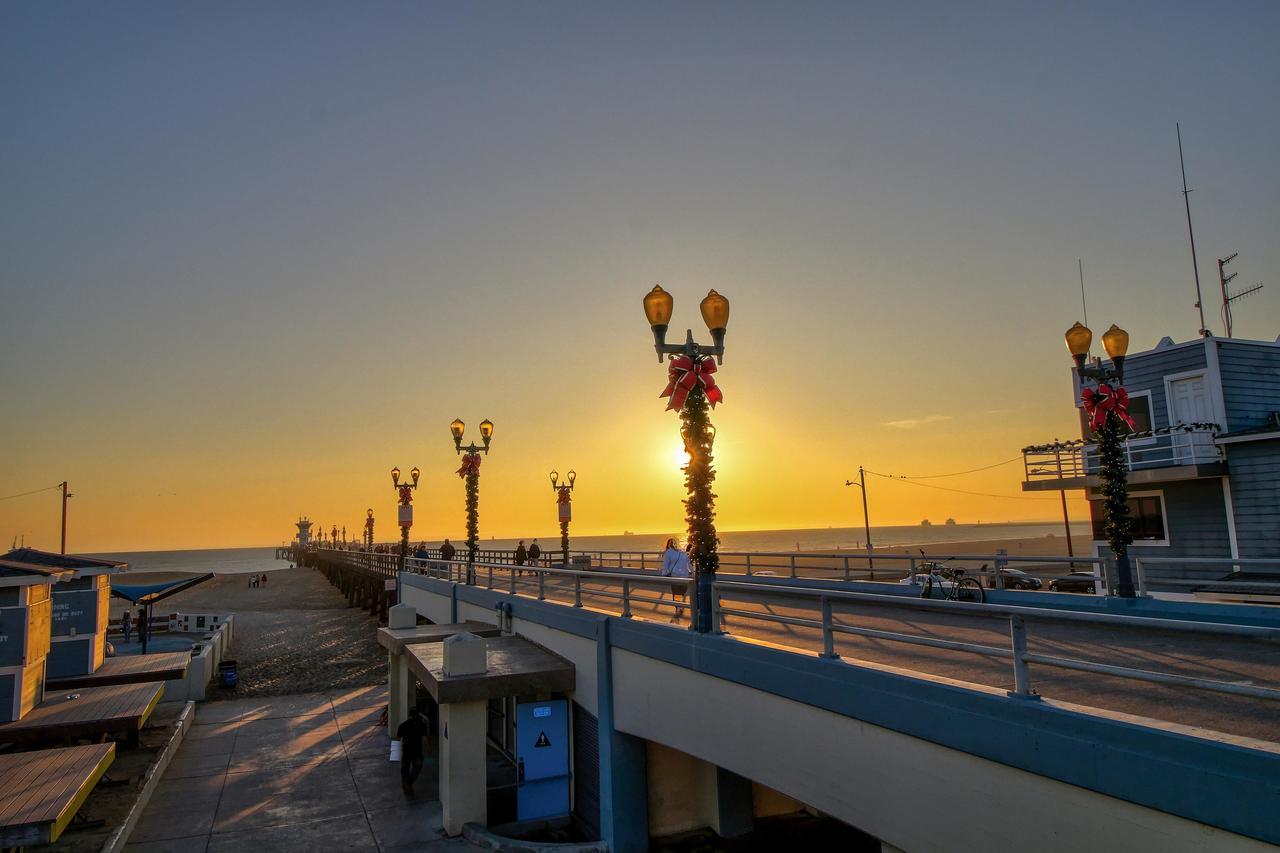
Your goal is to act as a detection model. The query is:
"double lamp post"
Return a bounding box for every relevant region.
[549,469,576,565]
[390,466,420,570]
[451,418,493,583]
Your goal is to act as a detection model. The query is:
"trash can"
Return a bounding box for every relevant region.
[218,660,238,689]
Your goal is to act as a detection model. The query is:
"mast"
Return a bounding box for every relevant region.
[1177,123,1208,336]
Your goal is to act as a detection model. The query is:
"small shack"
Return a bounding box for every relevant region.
[2,549,127,679]
[0,557,73,723]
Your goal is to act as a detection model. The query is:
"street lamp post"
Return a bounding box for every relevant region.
[643,284,729,634]
[391,466,420,571]
[365,508,375,550]
[1065,321,1136,598]
[844,467,874,572]
[451,418,494,584]
[549,470,576,565]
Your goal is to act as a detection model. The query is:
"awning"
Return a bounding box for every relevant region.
[110,573,214,605]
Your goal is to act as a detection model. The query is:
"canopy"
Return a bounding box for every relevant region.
[110,573,213,605]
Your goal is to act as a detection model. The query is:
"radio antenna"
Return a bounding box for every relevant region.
[1177,123,1208,336]
[1218,252,1264,338]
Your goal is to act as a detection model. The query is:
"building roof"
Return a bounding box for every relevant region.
[1,548,128,577]
[0,559,74,585]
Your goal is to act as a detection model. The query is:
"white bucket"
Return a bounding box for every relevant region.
[389,739,403,762]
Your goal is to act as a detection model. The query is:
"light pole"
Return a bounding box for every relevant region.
[844,467,874,570]
[643,284,729,634]
[59,481,72,554]
[365,508,374,550]
[391,466,420,570]
[451,418,494,584]
[331,525,339,550]
[1065,321,1135,598]
[549,470,576,565]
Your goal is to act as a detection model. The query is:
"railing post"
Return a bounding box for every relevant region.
[790,555,797,579]
[745,554,752,576]
[487,563,493,589]
[909,557,917,581]
[1134,558,1148,597]
[1007,616,1039,699]
[820,597,839,660]
[843,556,850,582]
[993,548,1007,590]
[538,570,546,601]
[622,581,632,618]
[510,565,516,596]
[573,575,582,608]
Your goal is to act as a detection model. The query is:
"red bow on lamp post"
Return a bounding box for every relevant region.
[1082,383,1136,431]
[660,354,723,412]
[397,485,414,505]
[556,488,571,504]
[456,453,482,478]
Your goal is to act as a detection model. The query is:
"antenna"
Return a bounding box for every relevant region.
[1177,123,1208,336]
[1218,252,1264,337]
[1078,258,1088,327]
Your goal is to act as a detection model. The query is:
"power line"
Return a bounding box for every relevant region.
[874,457,1023,480]
[0,484,60,502]
[863,470,1058,501]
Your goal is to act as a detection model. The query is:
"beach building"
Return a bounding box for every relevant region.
[0,557,72,722]
[1,549,127,679]
[1022,334,1280,590]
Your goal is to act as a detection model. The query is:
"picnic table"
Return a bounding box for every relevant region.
[0,682,163,746]
[0,742,115,847]
[46,651,190,690]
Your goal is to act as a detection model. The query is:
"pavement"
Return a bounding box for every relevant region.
[124,686,481,853]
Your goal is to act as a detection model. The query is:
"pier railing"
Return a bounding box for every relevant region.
[1022,424,1223,483]
[327,550,1280,710]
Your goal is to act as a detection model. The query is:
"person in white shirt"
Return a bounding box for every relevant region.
[659,538,691,623]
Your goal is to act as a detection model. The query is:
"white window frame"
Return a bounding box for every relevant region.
[1088,488,1170,547]
[1122,389,1156,447]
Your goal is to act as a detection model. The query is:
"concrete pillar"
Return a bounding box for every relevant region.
[600,728,649,853]
[439,699,487,835]
[387,650,409,738]
[713,767,754,838]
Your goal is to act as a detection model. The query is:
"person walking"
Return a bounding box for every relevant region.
[660,538,691,622]
[136,607,148,646]
[440,539,456,562]
[121,610,133,644]
[514,540,528,576]
[261,573,268,587]
[528,539,541,568]
[396,708,429,795]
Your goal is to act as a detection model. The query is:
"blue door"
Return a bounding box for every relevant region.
[516,699,570,821]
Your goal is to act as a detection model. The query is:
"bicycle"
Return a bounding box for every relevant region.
[917,560,986,603]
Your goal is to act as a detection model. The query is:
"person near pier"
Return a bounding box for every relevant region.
[396,708,429,795]
[440,539,456,562]
[121,610,133,644]
[528,539,541,567]
[660,538,691,623]
[514,540,528,574]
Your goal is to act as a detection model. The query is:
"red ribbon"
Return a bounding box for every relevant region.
[397,485,414,505]
[660,354,723,412]
[1081,383,1136,431]
[556,488,571,504]
[456,453,481,478]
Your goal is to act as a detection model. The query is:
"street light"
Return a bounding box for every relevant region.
[365,508,375,550]
[549,469,577,565]
[451,418,494,583]
[844,467,874,571]
[643,284,729,633]
[1064,321,1135,598]
[391,465,421,569]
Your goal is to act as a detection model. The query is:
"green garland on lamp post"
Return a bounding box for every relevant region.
[451,418,493,585]
[1095,413,1134,589]
[681,385,720,580]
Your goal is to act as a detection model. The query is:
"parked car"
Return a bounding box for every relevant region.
[994,568,1042,591]
[1049,571,1098,593]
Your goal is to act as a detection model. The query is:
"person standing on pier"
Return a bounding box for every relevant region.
[528,539,541,568]
[660,538,691,623]
[121,610,132,644]
[396,709,429,795]
[514,540,528,575]
[440,539,456,562]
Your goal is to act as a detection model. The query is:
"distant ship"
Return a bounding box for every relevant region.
[622,530,635,536]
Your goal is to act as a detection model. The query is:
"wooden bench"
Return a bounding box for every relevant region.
[0,743,115,847]
[0,682,163,746]
[46,651,190,690]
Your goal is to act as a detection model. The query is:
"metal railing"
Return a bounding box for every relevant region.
[314,548,1280,711]
[1023,425,1223,483]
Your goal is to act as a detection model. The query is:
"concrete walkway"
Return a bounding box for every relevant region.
[125,686,480,852]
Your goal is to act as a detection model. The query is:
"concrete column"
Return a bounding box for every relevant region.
[439,699,488,835]
[387,650,409,738]
[713,766,754,838]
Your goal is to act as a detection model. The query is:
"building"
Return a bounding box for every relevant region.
[1022,334,1280,592]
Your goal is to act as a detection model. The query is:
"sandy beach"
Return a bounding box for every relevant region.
[112,561,386,699]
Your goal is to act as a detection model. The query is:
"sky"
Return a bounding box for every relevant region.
[2,2,1279,552]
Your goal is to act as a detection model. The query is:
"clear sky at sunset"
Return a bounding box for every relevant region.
[3,2,1278,551]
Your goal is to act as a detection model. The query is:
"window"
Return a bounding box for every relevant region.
[1080,391,1152,438]
[1091,495,1166,541]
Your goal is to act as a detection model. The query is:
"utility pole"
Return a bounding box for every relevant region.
[59,481,72,554]
[845,468,874,570]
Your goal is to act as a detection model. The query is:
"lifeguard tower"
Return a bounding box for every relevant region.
[296,516,314,547]
[0,556,72,722]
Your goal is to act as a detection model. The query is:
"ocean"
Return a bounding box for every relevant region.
[91,522,1081,574]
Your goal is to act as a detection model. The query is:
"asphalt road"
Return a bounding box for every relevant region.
[492,569,1280,744]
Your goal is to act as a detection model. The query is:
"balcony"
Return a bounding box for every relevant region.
[1022,424,1225,491]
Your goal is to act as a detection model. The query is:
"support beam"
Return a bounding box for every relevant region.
[596,617,649,853]
[439,699,487,836]
[388,649,410,738]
